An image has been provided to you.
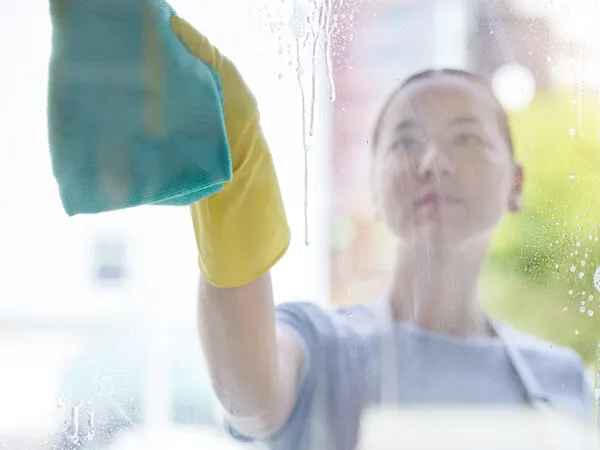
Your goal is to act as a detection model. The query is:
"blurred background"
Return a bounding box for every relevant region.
[1,0,599,448]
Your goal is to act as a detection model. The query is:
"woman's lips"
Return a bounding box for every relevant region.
[413,192,462,208]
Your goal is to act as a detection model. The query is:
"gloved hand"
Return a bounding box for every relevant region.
[170,16,291,288]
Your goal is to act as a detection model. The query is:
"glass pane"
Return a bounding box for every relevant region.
[2,0,599,449]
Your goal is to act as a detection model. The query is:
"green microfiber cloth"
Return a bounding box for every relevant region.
[48,0,232,215]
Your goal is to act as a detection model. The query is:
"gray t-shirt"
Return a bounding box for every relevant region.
[228,301,595,450]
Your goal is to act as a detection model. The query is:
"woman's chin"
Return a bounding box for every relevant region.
[401,220,476,247]
[388,209,491,247]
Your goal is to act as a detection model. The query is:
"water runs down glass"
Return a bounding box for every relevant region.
[594,267,600,435]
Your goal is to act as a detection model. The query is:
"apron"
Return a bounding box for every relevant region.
[491,320,551,409]
[374,298,551,409]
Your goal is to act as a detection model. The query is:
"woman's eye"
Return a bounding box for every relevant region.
[393,137,421,151]
[454,133,484,146]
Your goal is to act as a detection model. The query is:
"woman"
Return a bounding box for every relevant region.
[170,15,594,450]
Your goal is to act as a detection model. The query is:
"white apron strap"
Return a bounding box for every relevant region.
[492,320,550,408]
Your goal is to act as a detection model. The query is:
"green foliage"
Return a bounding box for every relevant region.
[484,89,600,363]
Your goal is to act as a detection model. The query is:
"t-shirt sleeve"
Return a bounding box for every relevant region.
[224,301,342,447]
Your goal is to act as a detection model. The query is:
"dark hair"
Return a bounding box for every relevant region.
[371,68,514,154]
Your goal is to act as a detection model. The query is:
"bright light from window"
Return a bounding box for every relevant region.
[491,63,537,111]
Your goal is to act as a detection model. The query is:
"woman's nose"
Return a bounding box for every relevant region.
[416,145,452,181]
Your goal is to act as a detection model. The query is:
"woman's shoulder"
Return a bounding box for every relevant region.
[491,322,593,422]
[499,323,590,397]
[499,323,585,367]
[275,300,381,344]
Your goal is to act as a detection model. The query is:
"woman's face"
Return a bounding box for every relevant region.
[372,75,523,246]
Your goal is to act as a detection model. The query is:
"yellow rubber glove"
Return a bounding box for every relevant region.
[170,16,291,288]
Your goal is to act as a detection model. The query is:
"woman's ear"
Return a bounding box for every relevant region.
[508,162,523,213]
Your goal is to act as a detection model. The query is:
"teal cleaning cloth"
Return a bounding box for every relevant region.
[48,0,232,215]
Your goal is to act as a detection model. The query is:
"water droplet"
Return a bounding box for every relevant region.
[581,260,586,267]
[594,267,600,292]
[580,307,586,313]
[547,56,552,62]
[569,289,574,295]
[588,310,594,317]
[576,241,581,247]
[68,406,80,444]
[569,128,576,137]
[570,265,576,272]
[57,394,68,408]
[86,412,95,441]
[589,295,594,301]
[589,235,593,240]
[563,306,568,312]
[575,329,580,335]
[555,264,559,269]
[579,272,585,279]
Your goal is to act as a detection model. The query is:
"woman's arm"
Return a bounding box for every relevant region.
[198,272,305,438]
[169,16,303,438]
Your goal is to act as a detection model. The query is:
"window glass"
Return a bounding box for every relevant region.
[1,0,599,449]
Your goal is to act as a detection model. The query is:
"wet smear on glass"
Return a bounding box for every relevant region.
[87,411,96,441]
[597,86,600,141]
[577,1,587,138]
[288,0,364,244]
[596,342,600,437]
[289,0,311,244]
[568,24,577,178]
[68,405,80,445]
[257,0,365,244]
[324,0,336,102]
[57,393,98,444]
[593,266,600,293]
